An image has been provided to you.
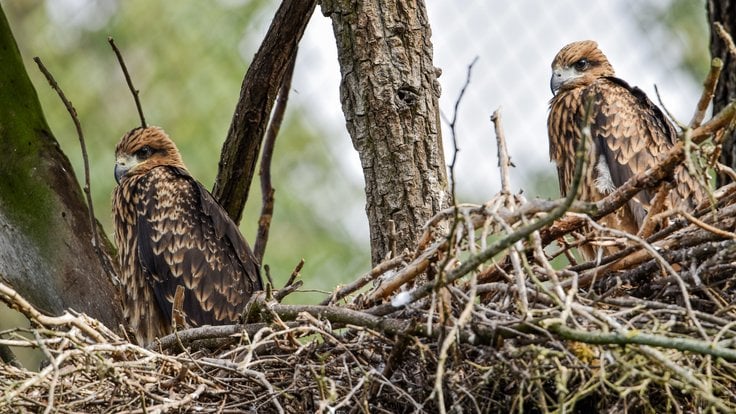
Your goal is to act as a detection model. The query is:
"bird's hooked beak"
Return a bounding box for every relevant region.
[114,155,136,184]
[550,70,562,95]
[550,66,579,95]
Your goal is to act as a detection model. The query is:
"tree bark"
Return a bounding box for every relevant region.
[212,0,316,224]
[321,0,449,266]
[0,5,123,330]
[708,0,736,187]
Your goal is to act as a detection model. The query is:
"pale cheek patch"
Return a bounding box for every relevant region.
[594,156,616,194]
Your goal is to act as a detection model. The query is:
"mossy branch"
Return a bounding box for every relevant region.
[548,322,736,361]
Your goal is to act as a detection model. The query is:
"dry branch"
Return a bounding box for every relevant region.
[108,37,146,128]
[254,52,297,264]
[212,0,316,224]
[32,57,112,282]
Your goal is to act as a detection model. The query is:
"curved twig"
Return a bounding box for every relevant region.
[108,37,146,127]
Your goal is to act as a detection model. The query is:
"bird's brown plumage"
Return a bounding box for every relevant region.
[547,40,705,258]
[112,126,262,345]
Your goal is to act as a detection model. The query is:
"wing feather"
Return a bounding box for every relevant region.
[135,167,262,327]
[586,77,675,225]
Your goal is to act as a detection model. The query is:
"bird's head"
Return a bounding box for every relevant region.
[550,40,615,95]
[114,126,186,184]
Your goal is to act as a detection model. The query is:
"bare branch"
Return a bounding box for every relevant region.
[254,52,297,263]
[689,57,723,129]
[548,322,736,361]
[108,37,146,127]
[32,57,112,280]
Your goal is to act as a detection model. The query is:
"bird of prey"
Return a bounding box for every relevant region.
[112,126,262,345]
[547,40,705,257]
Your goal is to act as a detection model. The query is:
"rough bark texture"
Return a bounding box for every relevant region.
[212,0,316,224]
[708,0,736,187]
[321,0,449,265]
[0,6,123,330]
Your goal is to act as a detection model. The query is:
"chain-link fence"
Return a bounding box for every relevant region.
[292,0,708,219]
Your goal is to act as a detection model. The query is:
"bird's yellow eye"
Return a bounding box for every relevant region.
[573,58,589,72]
[135,145,154,159]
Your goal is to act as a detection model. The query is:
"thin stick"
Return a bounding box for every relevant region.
[548,322,736,361]
[0,281,106,343]
[108,37,147,127]
[715,22,736,60]
[284,258,304,289]
[689,57,723,129]
[254,53,297,263]
[320,254,407,306]
[676,208,736,239]
[435,57,478,301]
[441,56,479,205]
[491,108,513,196]
[491,108,527,315]
[33,57,104,266]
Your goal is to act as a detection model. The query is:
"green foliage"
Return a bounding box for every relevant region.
[4,0,368,302]
[631,0,710,82]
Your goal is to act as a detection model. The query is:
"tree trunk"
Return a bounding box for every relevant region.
[320,0,449,266]
[0,5,123,331]
[708,0,736,187]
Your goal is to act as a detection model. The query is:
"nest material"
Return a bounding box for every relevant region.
[3,62,736,414]
[2,175,736,413]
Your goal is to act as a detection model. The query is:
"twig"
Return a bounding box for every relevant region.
[676,208,736,239]
[33,330,57,414]
[491,108,513,196]
[433,58,479,310]
[441,56,478,205]
[273,280,303,302]
[637,346,731,412]
[264,264,274,290]
[715,22,736,60]
[547,322,736,361]
[284,258,304,289]
[122,384,207,414]
[431,273,477,413]
[32,57,112,279]
[689,57,723,129]
[491,108,527,315]
[108,37,146,127]
[254,52,297,263]
[320,254,407,306]
[0,281,106,344]
[580,215,709,340]
[654,85,685,129]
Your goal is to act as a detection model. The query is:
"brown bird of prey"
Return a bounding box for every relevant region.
[112,126,262,345]
[547,40,704,257]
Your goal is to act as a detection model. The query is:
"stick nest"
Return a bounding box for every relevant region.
[4,58,736,414]
[3,172,736,412]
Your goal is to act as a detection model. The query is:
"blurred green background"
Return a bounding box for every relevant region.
[4,0,370,304]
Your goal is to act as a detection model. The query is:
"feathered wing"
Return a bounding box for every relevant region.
[549,76,706,232]
[135,166,262,328]
[586,77,675,226]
